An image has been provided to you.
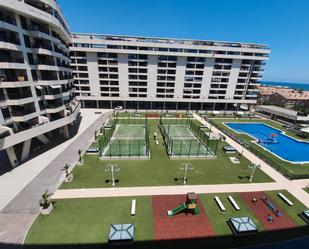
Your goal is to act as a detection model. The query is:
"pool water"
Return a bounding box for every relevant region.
[225,123,309,163]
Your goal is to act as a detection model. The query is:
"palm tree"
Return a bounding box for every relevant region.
[39,190,52,209]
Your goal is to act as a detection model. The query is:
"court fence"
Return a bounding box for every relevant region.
[99,117,150,158]
[159,117,219,158]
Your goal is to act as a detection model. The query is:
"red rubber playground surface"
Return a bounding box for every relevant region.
[152,195,215,240]
[240,192,297,230]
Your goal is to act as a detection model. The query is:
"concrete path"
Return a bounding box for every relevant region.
[53,182,284,199]
[193,113,309,208]
[293,179,309,188]
[0,109,112,245]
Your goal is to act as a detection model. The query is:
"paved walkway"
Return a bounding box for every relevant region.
[0,109,112,246]
[53,182,284,199]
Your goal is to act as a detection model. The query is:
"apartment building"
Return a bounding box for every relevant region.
[0,0,79,167]
[70,33,270,110]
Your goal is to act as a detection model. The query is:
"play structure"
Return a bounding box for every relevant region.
[167,193,200,216]
[261,196,282,217]
[258,133,278,144]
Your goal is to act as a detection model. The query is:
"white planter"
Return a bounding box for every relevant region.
[40,204,53,215]
[64,173,73,183]
[77,159,84,166]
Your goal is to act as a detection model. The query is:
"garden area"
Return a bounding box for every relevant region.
[62,119,273,189]
[25,190,309,249]
[208,118,309,179]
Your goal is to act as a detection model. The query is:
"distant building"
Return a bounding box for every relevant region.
[70,33,270,111]
[258,86,309,108]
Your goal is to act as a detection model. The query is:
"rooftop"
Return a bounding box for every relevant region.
[71,33,270,50]
[259,86,309,100]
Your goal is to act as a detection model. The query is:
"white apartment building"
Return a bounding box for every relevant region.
[0,0,79,167]
[70,33,270,110]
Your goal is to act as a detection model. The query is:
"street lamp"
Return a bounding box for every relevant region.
[248,163,259,183]
[179,163,194,184]
[105,164,120,187]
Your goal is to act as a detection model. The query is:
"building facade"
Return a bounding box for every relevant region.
[0,0,79,167]
[70,33,270,111]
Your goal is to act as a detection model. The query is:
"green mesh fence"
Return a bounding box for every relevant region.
[100,122,149,158]
[159,118,218,157]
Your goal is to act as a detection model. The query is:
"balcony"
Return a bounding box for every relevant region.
[0,33,20,46]
[0,102,80,150]
[0,12,17,26]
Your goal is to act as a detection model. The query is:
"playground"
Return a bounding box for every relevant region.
[25,190,309,248]
[152,194,215,240]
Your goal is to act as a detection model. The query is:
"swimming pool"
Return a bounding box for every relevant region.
[225,122,309,163]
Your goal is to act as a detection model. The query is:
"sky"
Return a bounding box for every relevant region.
[58,0,309,83]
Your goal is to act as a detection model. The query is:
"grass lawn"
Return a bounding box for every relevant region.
[210,118,309,177]
[62,119,272,189]
[25,196,154,247]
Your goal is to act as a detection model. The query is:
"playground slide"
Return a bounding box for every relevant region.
[167,203,187,216]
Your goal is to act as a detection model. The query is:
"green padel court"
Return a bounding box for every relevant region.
[102,124,149,158]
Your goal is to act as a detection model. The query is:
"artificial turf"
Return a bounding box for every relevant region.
[25,191,309,249]
[61,119,273,189]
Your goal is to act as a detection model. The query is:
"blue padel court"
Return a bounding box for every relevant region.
[225,122,309,163]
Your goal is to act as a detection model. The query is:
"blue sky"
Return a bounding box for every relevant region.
[58,0,309,83]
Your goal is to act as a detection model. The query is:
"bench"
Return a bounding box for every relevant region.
[278,193,293,206]
[214,196,226,211]
[228,196,240,210]
[131,199,136,216]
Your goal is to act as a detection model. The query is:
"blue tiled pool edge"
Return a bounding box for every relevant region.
[224,122,309,164]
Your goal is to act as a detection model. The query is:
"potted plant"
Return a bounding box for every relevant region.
[39,190,53,215]
[62,163,73,182]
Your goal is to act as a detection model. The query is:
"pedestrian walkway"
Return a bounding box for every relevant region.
[0,109,112,245]
[53,182,284,199]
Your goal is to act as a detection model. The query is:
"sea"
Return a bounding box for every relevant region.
[260,81,309,90]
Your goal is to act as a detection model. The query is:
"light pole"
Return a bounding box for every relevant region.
[179,163,194,184]
[248,163,259,183]
[105,164,120,187]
